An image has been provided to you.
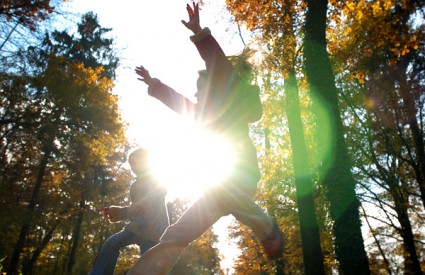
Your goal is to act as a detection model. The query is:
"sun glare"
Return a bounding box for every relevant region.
[148,122,234,200]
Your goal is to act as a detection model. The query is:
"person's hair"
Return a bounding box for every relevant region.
[128,148,149,173]
[197,69,208,79]
[197,47,258,85]
[227,47,257,84]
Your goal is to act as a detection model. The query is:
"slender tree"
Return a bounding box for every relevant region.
[329,0,424,273]
[303,0,370,273]
[225,1,325,273]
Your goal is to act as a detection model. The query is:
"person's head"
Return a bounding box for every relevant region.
[195,70,209,101]
[227,47,256,83]
[194,47,257,101]
[128,148,150,176]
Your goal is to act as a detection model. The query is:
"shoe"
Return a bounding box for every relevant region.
[261,223,284,259]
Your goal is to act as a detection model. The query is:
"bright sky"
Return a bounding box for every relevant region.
[64,0,247,193]
[63,0,248,272]
[64,0,245,145]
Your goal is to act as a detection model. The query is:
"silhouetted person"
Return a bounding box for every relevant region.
[90,148,169,275]
[130,3,284,274]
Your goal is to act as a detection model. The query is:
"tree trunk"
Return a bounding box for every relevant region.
[397,62,425,210]
[389,177,423,274]
[303,0,370,274]
[22,219,61,274]
[66,195,86,274]
[8,146,52,275]
[285,70,325,275]
[53,230,68,275]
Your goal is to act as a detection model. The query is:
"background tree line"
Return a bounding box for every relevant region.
[225,0,424,274]
[0,0,424,274]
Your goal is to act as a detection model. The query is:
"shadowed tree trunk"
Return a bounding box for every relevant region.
[8,136,54,275]
[396,61,425,210]
[66,195,86,274]
[281,5,325,272]
[285,70,325,275]
[303,0,370,273]
[22,219,61,274]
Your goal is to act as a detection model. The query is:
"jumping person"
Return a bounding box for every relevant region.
[129,3,284,274]
[90,148,169,275]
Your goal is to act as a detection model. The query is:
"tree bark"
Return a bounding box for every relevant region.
[22,219,61,274]
[285,70,325,275]
[8,145,52,274]
[303,0,370,273]
[66,196,86,274]
[397,62,425,210]
[389,176,423,274]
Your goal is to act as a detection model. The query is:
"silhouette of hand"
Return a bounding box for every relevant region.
[128,204,146,217]
[99,206,110,221]
[135,65,153,85]
[181,2,202,34]
[104,205,125,223]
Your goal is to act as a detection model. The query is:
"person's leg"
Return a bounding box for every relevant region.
[127,243,184,275]
[228,190,284,259]
[127,195,224,275]
[209,181,284,259]
[90,230,141,275]
[137,239,158,255]
[217,185,274,239]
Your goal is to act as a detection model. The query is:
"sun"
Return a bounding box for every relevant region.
[148,120,234,200]
[120,68,234,200]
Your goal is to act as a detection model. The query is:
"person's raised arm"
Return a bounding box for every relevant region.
[135,65,195,116]
[182,3,234,94]
[181,2,202,34]
[135,65,155,86]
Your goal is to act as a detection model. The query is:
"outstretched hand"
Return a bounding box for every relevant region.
[128,204,146,217]
[181,2,202,34]
[101,206,125,223]
[135,65,153,85]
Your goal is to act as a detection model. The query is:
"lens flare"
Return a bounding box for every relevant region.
[149,125,234,199]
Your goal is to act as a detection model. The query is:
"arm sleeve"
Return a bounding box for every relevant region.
[190,28,236,97]
[148,79,196,116]
[121,206,129,220]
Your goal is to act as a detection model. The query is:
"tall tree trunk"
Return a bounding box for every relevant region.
[66,195,86,274]
[8,145,52,274]
[409,115,425,209]
[53,230,68,275]
[22,219,61,274]
[303,0,370,274]
[389,177,423,274]
[281,4,325,273]
[285,70,325,275]
[396,62,425,210]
